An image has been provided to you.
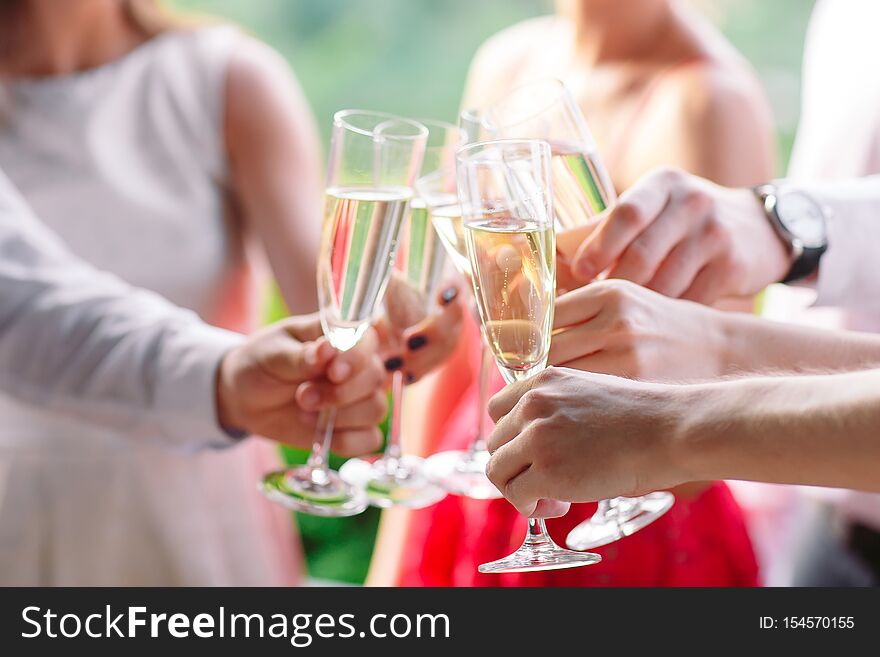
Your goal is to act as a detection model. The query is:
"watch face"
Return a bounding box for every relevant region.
[776,191,827,248]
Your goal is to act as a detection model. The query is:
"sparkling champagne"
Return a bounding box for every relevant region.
[318,186,411,350]
[428,197,470,277]
[550,142,617,229]
[392,198,446,314]
[465,216,555,383]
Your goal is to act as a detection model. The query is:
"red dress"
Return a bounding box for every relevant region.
[400,329,759,587]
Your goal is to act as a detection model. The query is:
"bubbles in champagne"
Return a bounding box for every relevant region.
[465,216,555,383]
[387,198,446,328]
[318,186,411,350]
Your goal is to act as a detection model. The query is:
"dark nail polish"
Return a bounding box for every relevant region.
[441,286,458,305]
[405,372,416,384]
[384,356,403,371]
[407,334,428,351]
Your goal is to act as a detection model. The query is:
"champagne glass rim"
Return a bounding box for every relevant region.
[418,119,466,152]
[412,116,467,140]
[459,107,482,124]
[416,167,459,208]
[456,139,553,226]
[484,77,571,131]
[333,109,428,141]
[416,165,454,188]
[456,137,551,162]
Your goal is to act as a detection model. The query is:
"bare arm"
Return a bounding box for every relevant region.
[224,36,323,314]
[484,367,880,517]
[679,369,880,491]
[0,170,387,454]
[550,280,880,384]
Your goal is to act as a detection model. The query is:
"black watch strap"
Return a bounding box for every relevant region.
[753,185,828,284]
[781,247,824,284]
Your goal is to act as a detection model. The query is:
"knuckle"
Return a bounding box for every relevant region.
[602,278,635,306]
[610,314,638,340]
[656,166,684,186]
[718,250,743,279]
[681,188,711,216]
[535,367,560,385]
[487,398,502,421]
[485,456,501,486]
[519,389,546,415]
[614,201,644,231]
[703,217,730,249]
[601,277,628,296]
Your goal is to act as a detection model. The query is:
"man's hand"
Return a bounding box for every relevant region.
[570,168,792,304]
[485,368,691,517]
[216,315,387,455]
[551,279,729,381]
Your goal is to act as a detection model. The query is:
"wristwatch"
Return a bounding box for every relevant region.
[753,183,829,284]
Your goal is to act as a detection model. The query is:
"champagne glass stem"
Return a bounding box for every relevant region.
[468,343,492,455]
[306,408,337,484]
[525,518,553,547]
[382,370,405,470]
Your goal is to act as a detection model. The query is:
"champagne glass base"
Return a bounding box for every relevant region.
[423,449,503,499]
[339,455,447,509]
[565,492,675,551]
[478,542,601,574]
[260,467,368,517]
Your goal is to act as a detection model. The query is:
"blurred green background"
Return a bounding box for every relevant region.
[170,0,816,584]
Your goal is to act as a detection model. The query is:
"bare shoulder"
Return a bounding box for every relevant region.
[473,15,556,60]
[661,59,771,133]
[222,33,318,160]
[464,15,560,106]
[628,22,775,185]
[658,12,773,138]
[224,33,299,108]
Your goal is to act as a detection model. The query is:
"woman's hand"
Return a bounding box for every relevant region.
[551,279,730,382]
[377,279,466,384]
[216,315,387,455]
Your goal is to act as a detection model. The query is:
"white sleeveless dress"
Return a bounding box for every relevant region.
[0,27,302,585]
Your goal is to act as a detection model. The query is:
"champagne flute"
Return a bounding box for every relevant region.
[485,78,616,229]
[340,119,464,509]
[261,110,428,517]
[458,138,601,573]
[459,107,489,143]
[487,79,675,549]
[420,107,501,499]
[418,166,501,500]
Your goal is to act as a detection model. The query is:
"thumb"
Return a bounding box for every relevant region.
[262,333,336,382]
[531,499,571,519]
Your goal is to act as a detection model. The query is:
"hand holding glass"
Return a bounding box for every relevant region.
[458,138,601,573]
[487,79,674,548]
[340,119,464,509]
[261,110,427,517]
